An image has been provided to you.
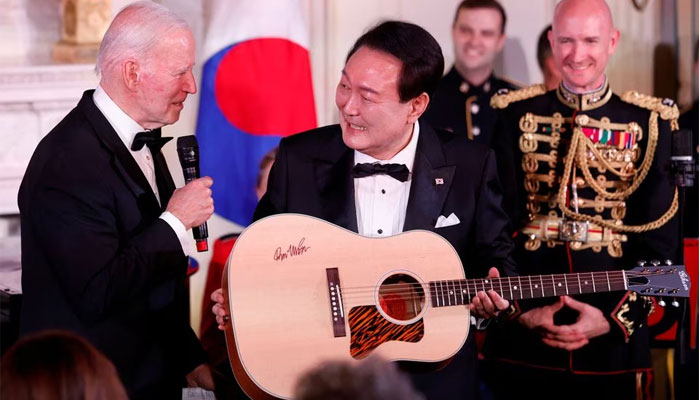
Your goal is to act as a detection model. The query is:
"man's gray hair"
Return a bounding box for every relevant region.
[96,1,190,75]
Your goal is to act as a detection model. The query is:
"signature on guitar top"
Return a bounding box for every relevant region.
[221,213,690,400]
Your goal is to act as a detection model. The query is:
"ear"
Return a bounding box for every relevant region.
[496,33,506,53]
[407,92,430,123]
[122,60,140,92]
[608,29,620,55]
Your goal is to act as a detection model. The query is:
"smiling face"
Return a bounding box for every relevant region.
[335,46,425,160]
[133,28,197,129]
[549,0,619,93]
[451,7,505,79]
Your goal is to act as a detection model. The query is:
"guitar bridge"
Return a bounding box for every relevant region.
[326,268,346,337]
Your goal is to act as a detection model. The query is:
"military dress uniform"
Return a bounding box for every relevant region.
[423,66,517,146]
[484,80,680,400]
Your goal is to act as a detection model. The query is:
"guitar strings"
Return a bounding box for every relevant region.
[339,271,659,293]
[337,272,676,300]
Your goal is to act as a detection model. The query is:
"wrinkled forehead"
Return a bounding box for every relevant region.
[552,11,611,38]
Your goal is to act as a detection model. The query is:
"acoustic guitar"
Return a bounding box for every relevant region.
[222,213,690,400]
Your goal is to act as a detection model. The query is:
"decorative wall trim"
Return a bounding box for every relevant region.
[0,63,97,215]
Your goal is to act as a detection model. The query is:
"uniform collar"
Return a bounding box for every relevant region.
[455,68,494,94]
[556,77,612,111]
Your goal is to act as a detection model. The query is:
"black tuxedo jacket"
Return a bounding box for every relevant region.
[254,122,516,399]
[18,90,204,399]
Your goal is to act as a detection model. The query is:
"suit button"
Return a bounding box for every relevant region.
[377,229,383,234]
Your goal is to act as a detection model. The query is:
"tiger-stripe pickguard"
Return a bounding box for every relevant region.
[348,306,424,359]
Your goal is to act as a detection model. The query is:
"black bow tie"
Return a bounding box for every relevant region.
[352,162,410,182]
[131,129,172,153]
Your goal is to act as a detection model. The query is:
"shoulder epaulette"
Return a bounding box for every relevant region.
[490,84,547,110]
[620,90,679,122]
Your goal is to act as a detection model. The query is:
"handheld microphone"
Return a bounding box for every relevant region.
[671,129,696,188]
[177,135,209,252]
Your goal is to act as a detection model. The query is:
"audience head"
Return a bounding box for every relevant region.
[339,21,443,160]
[256,147,278,200]
[549,0,619,93]
[293,357,423,400]
[0,330,128,400]
[537,24,561,90]
[96,1,196,129]
[451,0,507,79]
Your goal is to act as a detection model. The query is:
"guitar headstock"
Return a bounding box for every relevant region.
[627,261,691,300]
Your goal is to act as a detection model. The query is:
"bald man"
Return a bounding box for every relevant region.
[19,2,214,398]
[485,1,680,398]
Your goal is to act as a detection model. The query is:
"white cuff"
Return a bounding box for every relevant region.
[160,211,194,257]
[470,316,493,331]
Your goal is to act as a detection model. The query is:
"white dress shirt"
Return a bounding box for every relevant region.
[92,85,193,256]
[354,121,420,237]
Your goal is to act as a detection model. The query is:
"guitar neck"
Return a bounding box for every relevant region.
[428,271,626,307]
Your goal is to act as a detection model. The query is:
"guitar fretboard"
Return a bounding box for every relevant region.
[428,271,627,307]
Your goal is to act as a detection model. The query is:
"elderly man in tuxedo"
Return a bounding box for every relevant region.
[19,2,214,398]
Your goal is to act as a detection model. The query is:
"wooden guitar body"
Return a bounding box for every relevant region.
[223,214,470,399]
[222,214,690,399]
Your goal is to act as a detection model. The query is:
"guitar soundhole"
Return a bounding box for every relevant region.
[378,273,425,322]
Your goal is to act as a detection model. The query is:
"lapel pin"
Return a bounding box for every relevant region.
[435,178,444,185]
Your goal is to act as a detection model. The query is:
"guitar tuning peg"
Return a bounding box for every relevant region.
[637,260,647,266]
[658,299,666,307]
[671,299,680,308]
[664,260,673,266]
[651,260,661,266]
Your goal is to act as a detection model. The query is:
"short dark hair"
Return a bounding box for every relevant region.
[537,24,553,71]
[294,357,422,400]
[453,0,507,34]
[1,330,128,400]
[346,20,444,103]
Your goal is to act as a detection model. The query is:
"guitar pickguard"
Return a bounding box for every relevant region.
[348,306,424,359]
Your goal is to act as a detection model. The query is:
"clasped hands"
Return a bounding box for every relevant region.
[518,296,611,350]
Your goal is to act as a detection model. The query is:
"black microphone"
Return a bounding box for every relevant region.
[177,135,209,252]
[671,129,696,188]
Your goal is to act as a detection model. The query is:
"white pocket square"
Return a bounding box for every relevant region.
[435,213,460,228]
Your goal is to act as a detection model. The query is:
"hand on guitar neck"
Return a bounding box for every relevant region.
[518,296,611,351]
[469,267,511,319]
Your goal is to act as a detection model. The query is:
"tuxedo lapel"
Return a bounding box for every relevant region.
[153,150,176,209]
[313,127,358,232]
[77,90,161,213]
[403,122,456,231]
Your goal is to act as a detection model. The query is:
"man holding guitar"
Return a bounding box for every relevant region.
[212,20,516,399]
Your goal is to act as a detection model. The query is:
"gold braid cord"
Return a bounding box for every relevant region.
[621,90,680,130]
[490,84,547,110]
[576,113,655,199]
[557,112,678,233]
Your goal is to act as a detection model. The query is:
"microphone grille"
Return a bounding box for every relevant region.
[177,135,198,150]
